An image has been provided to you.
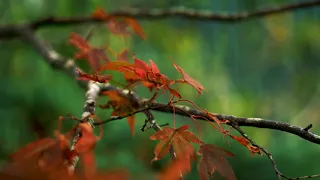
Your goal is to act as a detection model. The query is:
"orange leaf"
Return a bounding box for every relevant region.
[229,135,261,155]
[81,151,97,179]
[74,123,98,154]
[125,18,146,39]
[101,90,136,136]
[157,160,190,180]
[168,88,182,99]
[172,63,206,95]
[92,8,109,20]
[126,116,135,137]
[10,138,57,162]
[150,127,174,141]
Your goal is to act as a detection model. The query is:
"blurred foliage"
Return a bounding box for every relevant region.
[0,0,320,179]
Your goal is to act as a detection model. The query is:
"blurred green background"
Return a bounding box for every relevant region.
[0,0,320,179]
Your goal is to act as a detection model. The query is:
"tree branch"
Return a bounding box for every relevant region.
[68,81,101,173]
[146,101,320,145]
[1,0,319,40]
[9,19,320,180]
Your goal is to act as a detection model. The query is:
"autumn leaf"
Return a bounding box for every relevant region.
[68,32,109,71]
[10,138,57,162]
[126,115,136,137]
[172,62,206,95]
[117,49,129,62]
[229,135,261,155]
[74,123,100,154]
[157,159,190,180]
[77,68,112,83]
[168,87,182,99]
[100,90,136,136]
[9,133,74,176]
[197,144,236,180]
[150,125,203,163]
[92,8,110,20]
[93,8,145,39]
[98,61,134,72]
[125,18,146,39]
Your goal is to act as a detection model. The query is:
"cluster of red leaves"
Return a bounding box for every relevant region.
[68,8,145,72]
[99,56,205,100]
[54,8,262,180]
[68,33,109,71]
[99,90,136,136]
[150,125,236,180]
[0,119,128,180]
[92,8,146,39]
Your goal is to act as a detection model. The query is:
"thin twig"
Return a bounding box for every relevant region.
[231,123,320,180]
[0,0,320,39]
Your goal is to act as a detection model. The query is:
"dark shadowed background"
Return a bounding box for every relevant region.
[0,0,320,179]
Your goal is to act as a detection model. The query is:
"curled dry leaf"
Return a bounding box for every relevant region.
[172,62,206,95]
[229,135,261,155]
[77,68,112,83]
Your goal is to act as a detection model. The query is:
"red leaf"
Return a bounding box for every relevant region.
[74,123,98,154]
[197,158,210,180]
[101,91,136,136]
[77,69,112,83]
[117,49,129,62]
[150,127,174,141]
[92,8,109,20]
[107,20,131,37]
[68,32,109,71]
[149,59,160,73]
[172,63,206,95]
[176,125,190,131]
[229,135,261,155]
[10,138,57,162]
[81,151,96,179]
[134,58,150,71]
[157,160,190,180]
[150,125,202,171]
[126,116,135,137]
[168,88,182,99]
[125,18,146,39]
[99,61,134,72]
[197,144,236,180]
